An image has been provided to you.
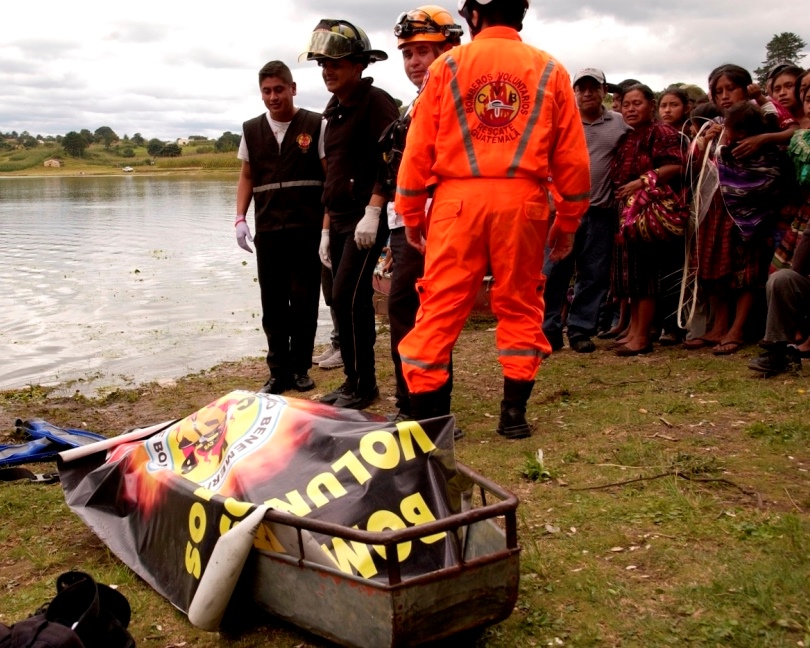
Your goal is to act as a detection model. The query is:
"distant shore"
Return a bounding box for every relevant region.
[0,166,239,178]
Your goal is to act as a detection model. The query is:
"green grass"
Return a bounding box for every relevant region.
[1,331,809,647]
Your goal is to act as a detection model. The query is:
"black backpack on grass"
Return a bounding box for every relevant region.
[0,571,135,648]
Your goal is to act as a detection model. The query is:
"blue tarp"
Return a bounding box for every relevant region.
[0,419,105,467]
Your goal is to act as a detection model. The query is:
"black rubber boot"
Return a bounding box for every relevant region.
[409,381,452,420]
[496,378,535,439]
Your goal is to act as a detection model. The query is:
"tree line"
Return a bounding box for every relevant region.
[0,128,242,159]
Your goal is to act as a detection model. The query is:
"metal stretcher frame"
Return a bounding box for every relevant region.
[245,461,520,647]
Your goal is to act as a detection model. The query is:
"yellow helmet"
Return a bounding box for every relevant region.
[394,5,463,49]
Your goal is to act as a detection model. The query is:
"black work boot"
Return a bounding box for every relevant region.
[409,381,452,420]
[748,344,802,377]
[496,378,535,439]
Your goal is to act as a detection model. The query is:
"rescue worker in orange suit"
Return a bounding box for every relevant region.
[395,0,590,439]
[379,6,463,424]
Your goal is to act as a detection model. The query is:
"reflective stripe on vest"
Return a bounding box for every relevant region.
[445,56,481,177]
[253,180,324,194]
[507,59,555,178]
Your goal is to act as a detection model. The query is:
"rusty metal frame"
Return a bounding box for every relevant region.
[258,462,519,587]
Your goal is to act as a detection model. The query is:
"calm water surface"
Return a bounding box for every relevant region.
[0,175,331,394]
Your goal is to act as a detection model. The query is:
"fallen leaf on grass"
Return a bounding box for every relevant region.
[610,546,624,552]
[774,618,804,631]
[544,524,561,534]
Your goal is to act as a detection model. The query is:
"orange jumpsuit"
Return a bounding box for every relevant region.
[395,25,590,394]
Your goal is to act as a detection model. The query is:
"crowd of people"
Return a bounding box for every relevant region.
[545,62,810,379]
[232,0,810,444]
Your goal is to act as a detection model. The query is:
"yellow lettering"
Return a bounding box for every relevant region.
[396,421,436,460]
[223,497,253,517]
[219,497,254,534]
[189,502,206,543]
[263,490,312,516]
[332,450,372,485]
[400,492,446,543]
[253,522,286,553]
[367,509,410,561]
[184,542,202,578]
[306,472,348,508]
[193,487,214,502]
[320,536,378,579]
[359,430,400,469]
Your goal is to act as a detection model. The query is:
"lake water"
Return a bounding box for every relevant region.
[0,175,332,394]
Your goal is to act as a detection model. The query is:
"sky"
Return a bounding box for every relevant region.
[2,0,808,141]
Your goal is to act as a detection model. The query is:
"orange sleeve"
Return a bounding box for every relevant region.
[547,67,590,233]
[394,62,444,227]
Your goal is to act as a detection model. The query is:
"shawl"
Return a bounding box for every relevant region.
[611,121,685,188]
[716,143,784,239]
[788,129,810,188]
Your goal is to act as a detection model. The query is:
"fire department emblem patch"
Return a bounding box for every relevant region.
[297,133,312,152]
[473,77,521,127]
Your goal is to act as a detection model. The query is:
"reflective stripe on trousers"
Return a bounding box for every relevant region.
[398,178,552,393]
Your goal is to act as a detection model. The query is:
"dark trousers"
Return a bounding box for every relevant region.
[255,228,321,377]
[321,264,339,347]
[388,228,425,412]
[656,238,686,336]
[330,221,389,393]
[764,269,810,343]
[542,206,616,343]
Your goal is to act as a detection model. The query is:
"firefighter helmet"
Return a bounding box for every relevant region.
[300,19,388,63]
[394,6,464,49]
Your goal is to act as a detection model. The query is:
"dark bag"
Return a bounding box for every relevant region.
[618,170,688,243]
[0,572,135,648]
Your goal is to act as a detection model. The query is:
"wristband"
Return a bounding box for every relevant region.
[234,216,247,227]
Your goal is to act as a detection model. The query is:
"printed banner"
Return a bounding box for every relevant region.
[58,391,466,612]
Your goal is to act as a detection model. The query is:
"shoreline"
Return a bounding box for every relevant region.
[0,167,240,179]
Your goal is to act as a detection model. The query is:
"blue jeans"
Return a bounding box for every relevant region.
[542,206,616,343]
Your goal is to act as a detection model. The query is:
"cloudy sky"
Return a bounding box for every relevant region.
[2,0,808,140]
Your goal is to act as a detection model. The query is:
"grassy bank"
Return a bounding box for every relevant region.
[1,327,808,647]
[0,142,240,176]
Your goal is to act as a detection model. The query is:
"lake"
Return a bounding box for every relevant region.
[0,174,332,394]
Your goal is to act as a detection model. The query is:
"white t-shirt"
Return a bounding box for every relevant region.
[237,111,326,161]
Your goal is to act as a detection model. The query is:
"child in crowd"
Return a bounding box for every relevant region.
[658,86,690,135]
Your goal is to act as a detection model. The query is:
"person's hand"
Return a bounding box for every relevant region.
[354,205,381,249]
[405,224,426,255]
[747,83,765,104]
[546,220,575,263]
[382,246,394,273]
[732,134,765,159]
[235,217,253,253]
[319,229,331,268]
[616,178,644,201]
[704,122,722,141]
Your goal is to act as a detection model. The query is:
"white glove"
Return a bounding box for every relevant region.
[235,217,253,253]
[354,205,381,249]
[319,229,332,268]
